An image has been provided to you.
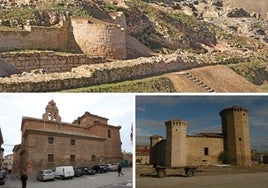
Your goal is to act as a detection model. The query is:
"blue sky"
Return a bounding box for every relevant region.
[136,95,268,152]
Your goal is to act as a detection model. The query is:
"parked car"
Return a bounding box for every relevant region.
[36,170,55,181]
[79,167,96,175]
[54,166,74,179]
[0,171,5,185]
[92,165,107,173]
[105,164,117,172]
[74,168,83,177]
[84,167,96,175]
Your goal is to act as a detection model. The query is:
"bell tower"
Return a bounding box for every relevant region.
[42,100,61,122]
[220,106,251,166]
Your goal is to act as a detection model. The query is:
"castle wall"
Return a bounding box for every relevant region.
[150,140,166,166]
[0,17,127,60]
[71,19,127,60]
[0,26,68,52]
[0,51,105,73]
[0,53,247,92]
[186,136,224,165]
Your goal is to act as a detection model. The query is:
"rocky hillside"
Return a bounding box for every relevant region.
[0,0,268,88]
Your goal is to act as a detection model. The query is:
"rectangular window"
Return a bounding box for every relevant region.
[204,147,209,156]
[108,129,111,138]
[70,155,76,162]
[48,137,54,144]
[70,139,75,145]
[92,155,96,161]
[48,154,54,162]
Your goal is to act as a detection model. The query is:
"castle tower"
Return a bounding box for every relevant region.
[220,106,251,166]
[165,119,187,167]
[149,135,164,165]
[42,100,61,122]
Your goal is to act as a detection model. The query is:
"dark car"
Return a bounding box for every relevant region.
[74,168,83,177]
[92,165,107,173]
[77,167,96,175]
[85,167,96,175]
[0,171,5,185]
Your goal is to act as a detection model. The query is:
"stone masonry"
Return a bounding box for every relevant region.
[150,106,251,166]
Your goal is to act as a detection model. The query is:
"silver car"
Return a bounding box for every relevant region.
[36,170,55,181]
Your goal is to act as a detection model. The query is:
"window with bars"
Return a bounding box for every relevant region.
[70,155,76,162]
[48,154,54,162]
[48,137,54,144]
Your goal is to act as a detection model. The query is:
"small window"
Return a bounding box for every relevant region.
[204,147,209,156]
[70,139,75,145]
[92,155,96,161]
[48,154,54,162]
[48,137,54,144]
[108,129,111,138]
[70,155,76,162]
[239,137,242,141]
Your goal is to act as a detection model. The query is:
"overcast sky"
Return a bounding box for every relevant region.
[0,93,134,156]
[136,95,268,152]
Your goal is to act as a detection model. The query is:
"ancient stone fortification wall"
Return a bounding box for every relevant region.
[223,0,268,18]
[186,136,224,165]
[0,52,249,92]
[71,19,127,60]
[0,17,127,59]
[0,25,68,52]
[0,51,106,73]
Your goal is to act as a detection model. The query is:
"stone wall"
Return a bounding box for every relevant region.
[71,19,127,60]
[0,51,106,73]
[0,24,68,52]
[186,136,224,165]
[0,51,252,92]
[0,17,128,59]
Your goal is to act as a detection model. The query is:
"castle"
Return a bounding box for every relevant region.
[150,106,252,167]
[13,100,123,178]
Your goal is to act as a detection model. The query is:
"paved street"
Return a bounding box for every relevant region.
[1,168,132,188]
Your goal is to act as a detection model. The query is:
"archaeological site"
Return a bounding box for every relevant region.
[0,0,267,92]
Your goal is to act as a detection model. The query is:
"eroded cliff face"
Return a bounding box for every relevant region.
[223,0,268,19]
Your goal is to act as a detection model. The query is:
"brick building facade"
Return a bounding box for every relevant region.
[150,106,252,167]
[13,100,123,178]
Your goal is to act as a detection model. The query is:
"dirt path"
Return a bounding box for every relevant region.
[136,165,268,188]
[165,65,263,92]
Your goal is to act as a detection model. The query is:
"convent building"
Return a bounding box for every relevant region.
[13,100,123,178]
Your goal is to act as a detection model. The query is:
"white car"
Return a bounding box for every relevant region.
[54,166,74,179]
[106,164,117,172]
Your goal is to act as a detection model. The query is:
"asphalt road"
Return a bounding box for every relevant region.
[2,167,132,188]
[137,172,268,188]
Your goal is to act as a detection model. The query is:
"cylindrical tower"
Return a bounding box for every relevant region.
[220,106,251,166]
[165,119,187,167]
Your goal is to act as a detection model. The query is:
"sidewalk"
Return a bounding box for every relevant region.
[1,174,20,188]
